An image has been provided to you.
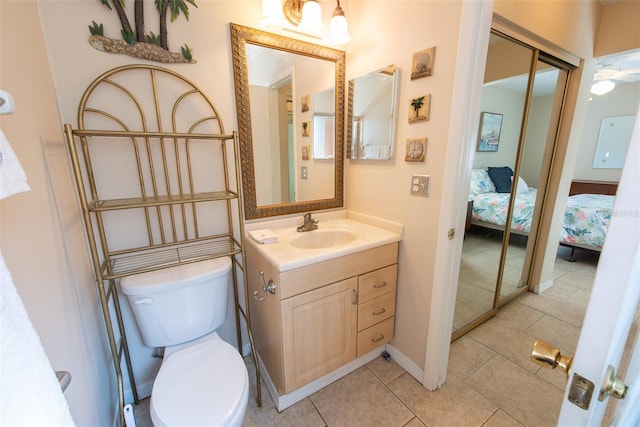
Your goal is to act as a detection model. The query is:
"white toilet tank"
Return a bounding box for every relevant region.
[120,257,232,348]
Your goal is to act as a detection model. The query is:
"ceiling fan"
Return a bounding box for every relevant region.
[591,50,640,95]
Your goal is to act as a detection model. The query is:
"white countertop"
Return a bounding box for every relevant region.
[245,211,403,272]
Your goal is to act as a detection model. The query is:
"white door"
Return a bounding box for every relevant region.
[556,110,640,425]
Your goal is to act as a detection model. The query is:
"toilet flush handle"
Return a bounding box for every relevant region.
[133,298,153,305]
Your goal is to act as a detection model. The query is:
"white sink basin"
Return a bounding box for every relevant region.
[246,214,403,271]
[290,229,357,249]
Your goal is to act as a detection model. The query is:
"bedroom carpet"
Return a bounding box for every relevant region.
[133,243,606,427]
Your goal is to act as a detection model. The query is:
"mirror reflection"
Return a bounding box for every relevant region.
[453,31,570,339]
[347,65,399,160]
[592,115,634,169]
[230,23,345,219]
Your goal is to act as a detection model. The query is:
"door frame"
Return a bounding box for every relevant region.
[422,4,586,390]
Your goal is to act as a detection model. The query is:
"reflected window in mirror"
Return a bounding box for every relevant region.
[313,87,335,159]
[230,23,345,219]
[347,64,399,160]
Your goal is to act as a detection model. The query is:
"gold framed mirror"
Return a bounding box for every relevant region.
[230,23,345,219]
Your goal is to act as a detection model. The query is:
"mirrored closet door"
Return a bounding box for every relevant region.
[452,31,572,340]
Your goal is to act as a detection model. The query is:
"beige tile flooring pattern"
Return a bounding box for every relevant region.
[133,244,599,427]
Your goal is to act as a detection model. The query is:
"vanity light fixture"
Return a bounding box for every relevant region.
[590,79,616,96]
[260,0,351,46]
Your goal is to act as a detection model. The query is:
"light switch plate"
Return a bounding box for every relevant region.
[410,174,430,197]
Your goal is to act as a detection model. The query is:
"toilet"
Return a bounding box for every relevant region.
[120,257,249,426]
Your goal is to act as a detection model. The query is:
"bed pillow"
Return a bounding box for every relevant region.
[487,166,514,193]
[469,168,496,195]
[512,175,529,194]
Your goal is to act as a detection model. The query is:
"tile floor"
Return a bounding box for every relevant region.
[133,244,601,427]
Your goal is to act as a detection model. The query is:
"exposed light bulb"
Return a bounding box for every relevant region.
[298,0,323,34]
[590,80,615,96]
[326,1,351,45]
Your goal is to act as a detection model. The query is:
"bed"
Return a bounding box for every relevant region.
[468,168,615,257]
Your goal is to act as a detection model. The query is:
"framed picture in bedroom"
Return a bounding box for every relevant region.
[477,112,503,152]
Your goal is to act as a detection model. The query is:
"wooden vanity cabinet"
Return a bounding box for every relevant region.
[246,242,398,395]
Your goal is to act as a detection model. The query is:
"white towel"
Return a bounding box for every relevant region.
[0,129,30,200]
[249,229,279,244]
[0,254,75,426]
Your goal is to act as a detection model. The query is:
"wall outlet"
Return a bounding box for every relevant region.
[410,174,430,197]
[301,166,308,180]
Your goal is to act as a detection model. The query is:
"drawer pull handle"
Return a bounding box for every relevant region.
[372,308,386,316]
[373,281,388,289]
[371,334,385,343]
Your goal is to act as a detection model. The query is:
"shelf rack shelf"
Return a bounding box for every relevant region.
[64,64,261,425]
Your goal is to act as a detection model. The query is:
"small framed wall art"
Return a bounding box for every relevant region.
[477,112,503,152]
[410,46,436,80]
[408,94,431,124]
[405,137,427,162]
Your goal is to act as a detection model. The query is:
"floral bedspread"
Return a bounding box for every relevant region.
[471,190,614,248]
[471,190,537,233]
[560,194,614,248]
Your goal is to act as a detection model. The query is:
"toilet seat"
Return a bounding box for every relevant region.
[150,333,249,426]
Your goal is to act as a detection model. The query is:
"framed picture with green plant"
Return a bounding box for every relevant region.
[409,94,431,124]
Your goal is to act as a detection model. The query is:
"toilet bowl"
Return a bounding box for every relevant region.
[120,258,249,426]
[150,332,249,427]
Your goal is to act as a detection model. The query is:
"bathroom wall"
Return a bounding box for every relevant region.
[0,1,114,424]
[6,0,638,421]
[572,81,639,183]
[35,0,268,404]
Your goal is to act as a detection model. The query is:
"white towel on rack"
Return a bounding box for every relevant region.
[0,129,30,199]
[0,254,75,426]
[249,229,279,244]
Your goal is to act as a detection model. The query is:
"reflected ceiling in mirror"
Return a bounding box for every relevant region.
[347,65,399,160]
[230,23,345,219]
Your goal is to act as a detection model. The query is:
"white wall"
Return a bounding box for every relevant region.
[572,81,639,182]
[0,1,114,424]
[5,1,638,422]
[345,0,465,368]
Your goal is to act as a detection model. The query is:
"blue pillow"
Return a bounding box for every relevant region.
[487,166,513,193]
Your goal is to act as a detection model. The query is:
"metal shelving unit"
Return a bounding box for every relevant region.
[64,64,261,425]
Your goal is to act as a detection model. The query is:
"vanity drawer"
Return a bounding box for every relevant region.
[357,316,394,357]
[357,290,395,332]
[358,264,397,303]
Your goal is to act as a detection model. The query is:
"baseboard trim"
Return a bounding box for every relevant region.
[384,343,423,383]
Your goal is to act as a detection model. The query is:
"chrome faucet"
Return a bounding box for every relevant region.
[297,212,319,232]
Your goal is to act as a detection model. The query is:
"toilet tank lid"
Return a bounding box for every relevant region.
[120,257,231,296]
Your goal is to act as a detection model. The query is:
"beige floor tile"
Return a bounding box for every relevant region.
[534,362,568,391]
[448,336,495,379]
[468,305,545,373]
[366,356,406,385]
[496,302,544,330]
[519,293,586,328]
[543,281,578,300]
[309,366,413,427]
[388,372,496,427]
[483,409,524,427]
[465,354,563,427]
[403,416,427,427]
[525,314,581,354]
[242,396,325,427]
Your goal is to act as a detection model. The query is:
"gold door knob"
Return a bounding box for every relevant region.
[599,365,628,401]
[531,340,573,377]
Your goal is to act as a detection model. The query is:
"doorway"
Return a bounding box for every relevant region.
[452,30,573,340]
